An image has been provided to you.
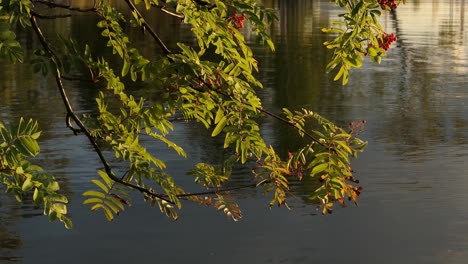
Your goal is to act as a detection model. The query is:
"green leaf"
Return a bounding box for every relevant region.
[333,66,346,81]
[21,178,34,191]
[62,216,73,229]
[91,179,110,193]
[122,59,130,76]
[16,137,40,156]
[97,170,113,187]
[211,115,227,137]
[33,188,40,202]
[351,1,364,16]
[107,195,125,211]
[49,211,57,222]
[343,56,362,68]
[50,203,67,214]
[335,140,352,154]
[91,204,114,221]
[30,131,41,140]
[103,199,120,214]
[16,166,24,174]
[47,194,68,203]
[311,163,328,177]
[83,197,104,205]
[46,181,60,192]
[367,46,379,57]
[214,108,224,124]
[83,190,106,199]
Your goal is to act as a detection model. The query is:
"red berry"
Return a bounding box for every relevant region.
[232,13,246,30]
[378,33,397,51]
[377,0,398,10]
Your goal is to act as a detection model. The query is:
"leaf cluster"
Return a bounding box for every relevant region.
[323,0,401,84]
[0,0,31,63]
[0,118,72,228]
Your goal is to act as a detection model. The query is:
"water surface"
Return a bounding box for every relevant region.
[1,1,468,263]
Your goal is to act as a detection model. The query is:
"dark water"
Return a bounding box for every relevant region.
[1,1,468,263]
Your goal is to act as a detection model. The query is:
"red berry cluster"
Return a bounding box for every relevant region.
[232,13,246,30]
[378,33,397,51]
[349,120,366,136]
[377,0,398,10]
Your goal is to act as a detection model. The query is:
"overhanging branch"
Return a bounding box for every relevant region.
[30,14,175,205]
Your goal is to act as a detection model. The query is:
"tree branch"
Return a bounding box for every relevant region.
[29,0,324,206]
[30,12,71,19]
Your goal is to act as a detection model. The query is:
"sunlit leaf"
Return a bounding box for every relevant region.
[211,115,227,137]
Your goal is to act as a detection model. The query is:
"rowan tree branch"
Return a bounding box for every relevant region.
[28,1,325,205]
[30,14,175,205]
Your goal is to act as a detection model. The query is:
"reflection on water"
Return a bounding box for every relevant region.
[1,0,468,263]
[0,195,23,262]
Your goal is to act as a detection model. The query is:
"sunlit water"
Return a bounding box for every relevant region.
[1,1,468,263]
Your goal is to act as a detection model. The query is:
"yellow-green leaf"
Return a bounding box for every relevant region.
[21,178,34,191]
[83,197,104,205]
[311,163,328,177]
[91,179,109,193]
[211,115,227,137]
[83,190,106,199]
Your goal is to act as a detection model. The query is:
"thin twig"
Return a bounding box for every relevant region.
[124,0,172,55]
[31,12,71,19]
[258,108,326,147]
[174,181,267,198]
[160,7,185,19]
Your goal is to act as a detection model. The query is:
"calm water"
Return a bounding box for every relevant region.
[1,1,468,263]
